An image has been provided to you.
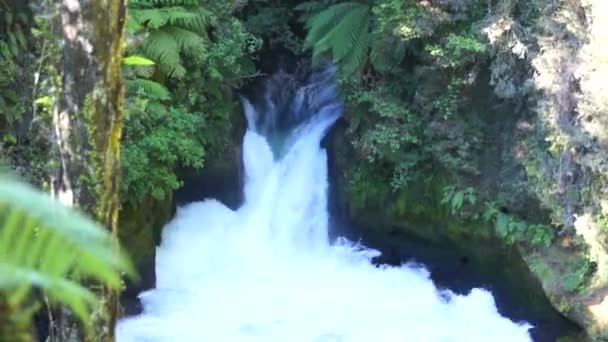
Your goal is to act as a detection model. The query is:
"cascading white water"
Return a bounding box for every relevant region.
[117,67,533,342]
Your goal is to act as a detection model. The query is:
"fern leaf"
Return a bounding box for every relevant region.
[132,64,156,78]
[340,31,370,75]
[126,79,171,100]
[0,177,134,325]
[123,55,156,66]
[130,7,199,30]
[164,26,206,55]
[143,30,185,78]
[321,5,370,61]
[302,2,372,74]
[303,2,363,50]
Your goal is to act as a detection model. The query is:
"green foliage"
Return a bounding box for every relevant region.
[0,7,31,126]
[482,203,555,247]
[123,55,156,66]
[560,257,593,293]
[293,0,489,203]
[372,0,432,41]
[244,5,303,53]
[433,78,466,119]
[121,0,259,207]
[128,1,211,79]
[299,2,372,74]
[427,33,487,68]
[126,79,171,101]
[0,177,134,334]
[346,164,390,210]
[121,99,205,206]
[0,58,24,125]
[344,78,425,188]
[441,186,476,216]
[0,2,58,189]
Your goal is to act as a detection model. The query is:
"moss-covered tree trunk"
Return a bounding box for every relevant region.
[52,0,127,340]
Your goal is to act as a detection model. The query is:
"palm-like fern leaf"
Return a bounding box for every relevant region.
[0,178,134,326]
[302,2,362,49]
[142,30,184,78]
[128,1,211,79]
[164,26,206,55]
[126,79,171,100]
[300,2,372,74]
[129,7,200,31]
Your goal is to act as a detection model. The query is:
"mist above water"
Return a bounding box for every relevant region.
[116,66,532,342]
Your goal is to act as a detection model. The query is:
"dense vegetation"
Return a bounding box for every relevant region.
[1,0,608,340]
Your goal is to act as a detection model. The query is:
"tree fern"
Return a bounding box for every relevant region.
[126,79,171,101]
[164,26,206,55]
[0,177,134,337]
[141,30,185,78]
[129,7,200,30]
[128,1,211,79]
[299,2,372,74]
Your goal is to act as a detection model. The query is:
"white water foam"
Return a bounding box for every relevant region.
[117,69,532,342]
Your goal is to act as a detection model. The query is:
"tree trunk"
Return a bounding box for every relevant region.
[52,0,127,340]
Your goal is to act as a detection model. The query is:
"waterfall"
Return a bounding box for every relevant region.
[116,67,532,342]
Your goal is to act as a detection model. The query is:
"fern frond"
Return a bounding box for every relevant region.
[321,5,370,60]
[164,26,206,56]
[132,64,156,78]
[147,101,169,116]
[303,2,372,74]
[0,178,134,325]
[173,10,211,31]
[303,2,363,50]
[126,79,171,100]
[341,31,370,74]
[126,16,143,33]
[142,30,185,78]
[130,7,199,30]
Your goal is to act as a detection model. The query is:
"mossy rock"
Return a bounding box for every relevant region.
[119,194,173,269]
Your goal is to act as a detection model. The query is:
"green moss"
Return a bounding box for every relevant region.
[528,255,558,285]
[345,164,390,212]
[119,195,172,267]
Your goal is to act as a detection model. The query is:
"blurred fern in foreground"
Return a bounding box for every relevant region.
[0,177,134,341]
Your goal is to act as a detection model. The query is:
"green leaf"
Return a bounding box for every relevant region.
[126,79,171,100]
[123,55,156,66]
[451,191,464,210]
[0,177,136,327]
[34,96,53,106]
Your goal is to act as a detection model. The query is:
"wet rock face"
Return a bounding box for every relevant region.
[507,0,608,337]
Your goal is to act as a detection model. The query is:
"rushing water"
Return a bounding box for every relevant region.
[116,67,533,342]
